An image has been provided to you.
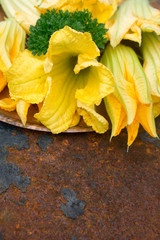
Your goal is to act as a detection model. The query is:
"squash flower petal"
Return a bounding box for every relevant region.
[127,119,139,147]
[106,0,160,47]
[0,98,17,112]
[141,32,160,97]
[15,12,39,34]
[37,0,118,23]
[136,103,157,139]
[0,18,26,92]
[0,0,40,33]
[127,102,158,147]
[77,101,109,133]
[46,26,100,61]
[74,57,114,106]
[101,43,157,145]
[104,94,127,138]
[0,72,7,93]
[141,32,160,117]
[0,18,26,112]
[152,95,160,118]
[16,100,31,126]
[34,72,78,133]
[0,18,26,73]
[70,111,81,128]
[34,26,114,133]
[5,50,48,104]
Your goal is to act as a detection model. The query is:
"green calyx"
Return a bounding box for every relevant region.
[27,9,108,56]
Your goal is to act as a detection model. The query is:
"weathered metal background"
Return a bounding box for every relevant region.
[0,1,160,239]
[0,118,160,240]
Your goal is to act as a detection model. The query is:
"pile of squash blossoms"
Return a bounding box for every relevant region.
[0,0,160,147]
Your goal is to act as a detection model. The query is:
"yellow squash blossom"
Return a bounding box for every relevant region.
[141,32,160,118]
[0,18,26,112]
[0,0,40,33]
[101,43,157,146]
[37,0,118,23]
[106,0,160,47]
[5,26,114,133]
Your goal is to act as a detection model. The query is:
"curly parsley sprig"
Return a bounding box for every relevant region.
[27,9,108,56]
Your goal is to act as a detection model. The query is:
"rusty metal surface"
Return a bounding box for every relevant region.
[0,1,160,239]
[0,118,160,240]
